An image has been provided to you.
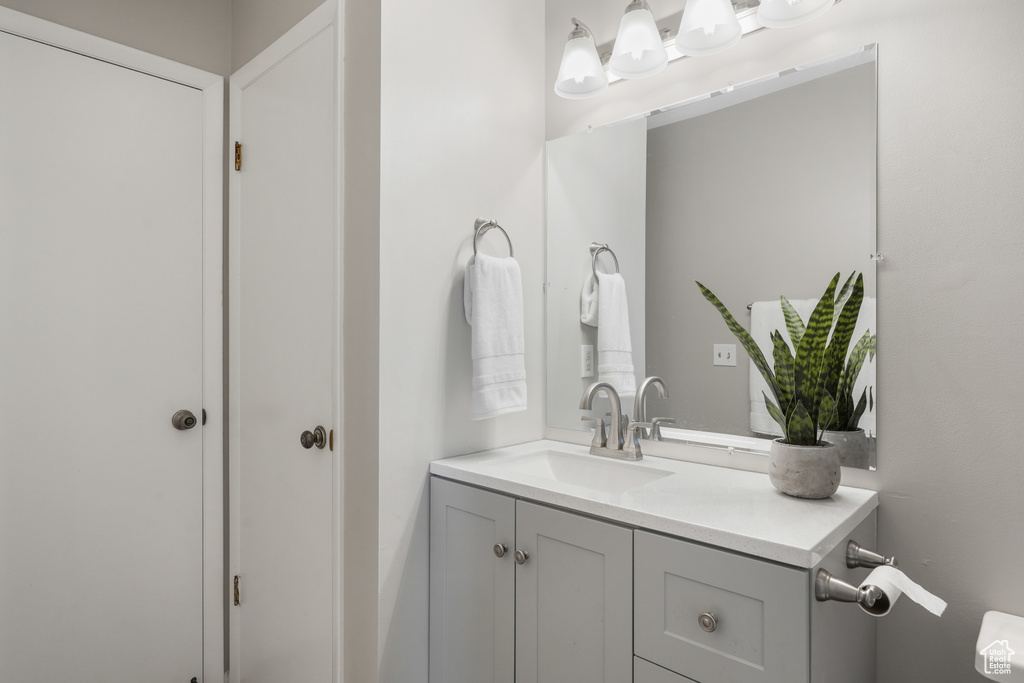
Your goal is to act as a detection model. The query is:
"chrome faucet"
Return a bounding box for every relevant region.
[633,376,675,440]
[580,382,648,460]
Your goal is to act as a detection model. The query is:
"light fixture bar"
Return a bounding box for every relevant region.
[595,0,844,85]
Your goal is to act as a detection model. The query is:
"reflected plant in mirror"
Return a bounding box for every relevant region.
[545,45,878,469]
[698,272,875,467]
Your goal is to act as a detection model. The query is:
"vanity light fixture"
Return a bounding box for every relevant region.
[554,19,609,99]
[757,0,836,28]
[676,0,742,56]
[609,0,669,80]
[554,0,844,99]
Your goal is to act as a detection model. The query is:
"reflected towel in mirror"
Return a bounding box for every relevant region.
[590,272,636,399]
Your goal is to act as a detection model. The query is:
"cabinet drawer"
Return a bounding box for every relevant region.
[635,656,696,683]
[634,531,809,683]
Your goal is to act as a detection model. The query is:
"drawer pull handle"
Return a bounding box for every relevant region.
[493,543,507,558]
[514,549,529,565]
[698,611,718,633]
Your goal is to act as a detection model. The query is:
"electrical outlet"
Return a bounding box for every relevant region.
[581,345,594,378]
[713,344,737,367]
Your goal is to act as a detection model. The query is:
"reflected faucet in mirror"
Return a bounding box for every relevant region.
[580,382,650,460]
[634,376,675,440]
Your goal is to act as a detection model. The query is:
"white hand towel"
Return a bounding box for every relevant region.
[580,273,599,326]
[463,253,527,420]
[595,272,636,399]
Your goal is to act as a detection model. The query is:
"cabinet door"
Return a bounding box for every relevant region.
[515,501,633,683]
[430,478,516,683]
[635,657,698,683]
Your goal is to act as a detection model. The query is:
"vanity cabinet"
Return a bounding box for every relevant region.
[429,477,632,683]
[431,470,877,683]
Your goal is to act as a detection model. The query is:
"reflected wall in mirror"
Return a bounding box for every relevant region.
[546,46,878,468]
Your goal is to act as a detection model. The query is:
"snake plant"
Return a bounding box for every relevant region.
[696,272,874,446]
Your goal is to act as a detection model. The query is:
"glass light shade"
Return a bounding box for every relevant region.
[757,0,836,28]
[609,5,668,79]
[675,0,741,56]
[554,36,609,99]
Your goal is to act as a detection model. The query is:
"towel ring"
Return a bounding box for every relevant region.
[474,218,514,257]
[590,242,620,279]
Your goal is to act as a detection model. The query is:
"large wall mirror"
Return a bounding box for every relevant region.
[546,45,878,469]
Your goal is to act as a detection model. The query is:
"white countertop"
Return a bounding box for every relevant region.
[429,439,878,568]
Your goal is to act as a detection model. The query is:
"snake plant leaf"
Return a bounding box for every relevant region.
[781,296,806,348]
[838,329,874,400]
[819,389,838,432]
[771,330,795,412]
[786,399,817,445]
[849,388,869,430]
[792,273,838,427]
[697,281,782,402]
[763,392,788,435]
[822,273,864,403]
[833,271,857,325]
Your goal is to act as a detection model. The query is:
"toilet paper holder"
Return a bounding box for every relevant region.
[846,540,897,569]
[816,541,898,615]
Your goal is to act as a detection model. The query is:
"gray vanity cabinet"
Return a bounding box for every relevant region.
[429,477,633,683]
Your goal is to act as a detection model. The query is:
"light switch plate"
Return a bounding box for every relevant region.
[714,344,737,367]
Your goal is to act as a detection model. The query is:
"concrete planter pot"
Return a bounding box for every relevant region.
[822,428,869,469]
[768,439,841,499]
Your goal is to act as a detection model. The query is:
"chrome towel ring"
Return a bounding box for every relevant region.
[473,218,514,258]
[590,242,620,279]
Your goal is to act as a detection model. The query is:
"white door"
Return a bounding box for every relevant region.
[0,24,213,683]
[229,7,340,682]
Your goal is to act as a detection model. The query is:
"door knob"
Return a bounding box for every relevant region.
[514,549,529,565]
[300,426,327,449]
[172,410,198,430]
[493,543,508,558]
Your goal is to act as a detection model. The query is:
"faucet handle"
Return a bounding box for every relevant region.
[650,417,676,441]
[580,416,607,450]
[623,421,653,460]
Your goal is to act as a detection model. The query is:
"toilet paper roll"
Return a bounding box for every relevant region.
[858,565,947,617]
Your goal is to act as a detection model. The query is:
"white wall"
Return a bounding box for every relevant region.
[376,0,547,679]
[545,0,1024,680]
[0,0,230,76]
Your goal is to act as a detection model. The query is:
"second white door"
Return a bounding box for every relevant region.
[229,8,340,682]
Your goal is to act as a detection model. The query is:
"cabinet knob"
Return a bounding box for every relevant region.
[698,611,718,633]
[493,543,507,558]
[514,549,529,565]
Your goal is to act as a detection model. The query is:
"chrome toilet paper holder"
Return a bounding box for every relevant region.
[815,541,898,615]
[846,540,898,569]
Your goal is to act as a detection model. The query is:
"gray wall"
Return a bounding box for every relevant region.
[646,62,876,435]
[230,0,323,72]
[0,0,231,75]
[546,0,1024,680]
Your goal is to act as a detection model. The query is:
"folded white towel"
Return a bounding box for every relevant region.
[595,272,636,399]
[463,254,527,420]
[580,273,599,326]
[749,296,877,436]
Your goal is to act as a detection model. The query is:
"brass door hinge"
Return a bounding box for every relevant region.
[234,142,242,171]
[233,575,240,606]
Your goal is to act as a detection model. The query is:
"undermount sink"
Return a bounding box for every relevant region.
[506,449,673,496]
